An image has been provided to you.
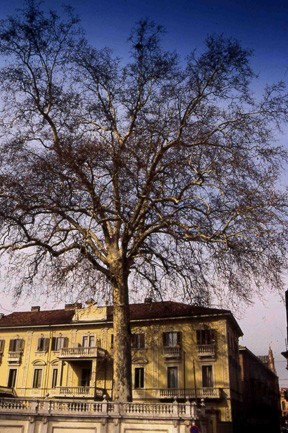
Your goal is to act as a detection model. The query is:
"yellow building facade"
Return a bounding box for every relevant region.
[0,299,243,432]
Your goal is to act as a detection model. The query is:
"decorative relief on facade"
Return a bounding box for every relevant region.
[73,305,107,322]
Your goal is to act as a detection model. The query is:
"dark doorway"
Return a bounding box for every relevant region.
[80,367,91,387]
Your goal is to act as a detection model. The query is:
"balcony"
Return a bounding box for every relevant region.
[133,387,222,400]
[59,346,107,360]
[197,344,216,359]
[163,346,181,359]
[0,397,199,420]
[0,386,14,397]
[8,351,23,365]
[57,386,105,398]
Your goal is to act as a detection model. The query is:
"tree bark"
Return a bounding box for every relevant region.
[111,261,132,402]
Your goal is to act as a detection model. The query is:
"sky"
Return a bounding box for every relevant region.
[0,0,288,385]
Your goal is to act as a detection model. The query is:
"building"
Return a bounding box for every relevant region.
[239,346,280,433]
[280,388,288,423]
[0,299,243,433]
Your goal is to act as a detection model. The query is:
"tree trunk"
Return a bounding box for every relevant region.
[111,261,132,402]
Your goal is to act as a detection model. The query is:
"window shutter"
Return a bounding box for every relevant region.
[51,337,56,351]
[37,338,42,351]
[63,337,68,348]
[140,334,145,348]
[19,339,24,351]
[0,340,4,353]
[163,333,167,346]
[177,332,182,346]
[44,338,50,352]
[9,339,15,351]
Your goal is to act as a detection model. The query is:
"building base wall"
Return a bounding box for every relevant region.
[0,413,234,433]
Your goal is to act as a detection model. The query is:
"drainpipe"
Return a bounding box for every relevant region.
[193,359,197,401]
[183,350,186,396]
[43,326,52,398]
[94,359,97,400]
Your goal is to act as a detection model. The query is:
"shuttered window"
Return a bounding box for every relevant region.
[196,329,215,345]
[32,369,42,388]
[51,369,58,388]
[7,369,17,388]
[163,332,181,347]
[51,337,68,351]
[134,367,144,389]
[37,337,50,352]
[131,334,145,349]
[167,367,178,388]
[82,335,95,347]
[9,339,24,352]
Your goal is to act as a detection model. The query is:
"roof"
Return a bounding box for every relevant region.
[0,309,75,327]
[0,301,242,335]
[239,346,278,377]
[110,301,230,320]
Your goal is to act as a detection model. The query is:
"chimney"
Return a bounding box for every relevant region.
[65,303,82,310]
[85,298,96,306]
[31,306,40,312]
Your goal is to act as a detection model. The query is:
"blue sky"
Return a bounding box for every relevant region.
[0,0,288,384]
[2,0,288,85]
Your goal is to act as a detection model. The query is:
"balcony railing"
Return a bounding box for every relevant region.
[7,351,23,365]
[0,397,200,419]
[197,344,216,358]
[58,386,104,397]
[133,387,222,400]
[0,386,14,397]
[59,346,107,359]
[163,346,181,358]
[8,351,23,358]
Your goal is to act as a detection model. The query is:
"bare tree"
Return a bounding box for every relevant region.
[0,1,287,401]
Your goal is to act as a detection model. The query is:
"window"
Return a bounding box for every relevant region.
[9,339,24,352]
[110,334,114,349]
[7,369,17,388]
[167,366,178,388]
[37,337,50,352]
[33,369,42,388]
[82,335,95,347]
[196,329,215,345]
[51,337,68,351]
[134,367,144,389]
[132,333,145,349]
[202,365,213,387]
[80,368,91,387]
[163,332,181,347]
[51,368,58,388]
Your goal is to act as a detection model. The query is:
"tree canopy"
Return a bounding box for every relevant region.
[0,1,287,400]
